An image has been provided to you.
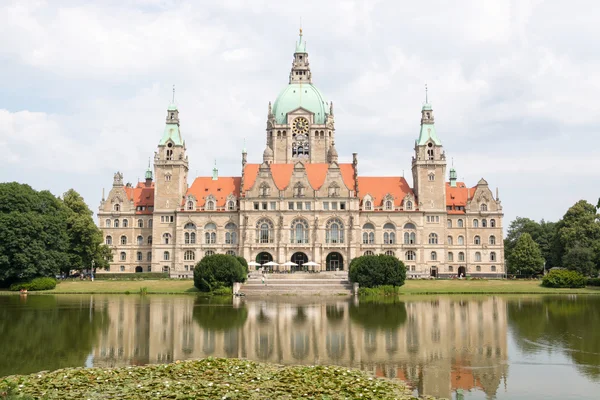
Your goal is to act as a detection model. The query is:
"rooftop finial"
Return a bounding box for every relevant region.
[425,83,428,104]
[172,85,175,103]
[242,138,247,154]
[212,159,218,180]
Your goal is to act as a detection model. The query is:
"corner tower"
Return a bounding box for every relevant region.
[268,30,335,164]
[411,95,447,211]
[154,102,189,211]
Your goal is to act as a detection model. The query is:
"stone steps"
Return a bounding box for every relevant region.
[245,279,349,285]
[240,273,353,296]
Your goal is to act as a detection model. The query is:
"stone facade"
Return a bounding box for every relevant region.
[97,31,504,278]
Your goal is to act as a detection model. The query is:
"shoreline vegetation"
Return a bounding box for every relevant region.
[1,279,599,295]
[0,358,431,400]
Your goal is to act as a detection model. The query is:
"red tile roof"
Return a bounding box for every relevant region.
[357,176,413,206]
[242,163,356,191]
[187,177,241,206]
[446,182,475,207]
[125,182,155,214]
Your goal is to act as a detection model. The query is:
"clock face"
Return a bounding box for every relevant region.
[293,117,309,134]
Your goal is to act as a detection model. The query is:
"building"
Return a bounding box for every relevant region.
[97,30,504,278]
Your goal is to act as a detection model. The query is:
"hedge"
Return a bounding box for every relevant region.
[586,277,600,286]
[10,277,57,291]
[541,269,585,288]
[93,273,169,280]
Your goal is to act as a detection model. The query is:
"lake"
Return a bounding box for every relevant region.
[0,294,598,399]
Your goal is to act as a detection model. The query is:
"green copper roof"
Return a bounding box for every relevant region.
[422,103,432,111]
[272,83,328,124]
[167,103,177,111]
[159,123,183,146]
[417,123,442,146]
[296,31,306,53]
[145,158,153,180]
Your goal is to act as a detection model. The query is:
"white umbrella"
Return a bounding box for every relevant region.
[281,261,298,266]
[303,262,319,266]
[248,261,261,266]
[263,261,279,266]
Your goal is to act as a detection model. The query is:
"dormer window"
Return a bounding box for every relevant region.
[206,200,215,211]
[227,201,235,211]
[385,200,393,211]
[113,204,120,212]
[187,201,194,211]
[364,200,372,211]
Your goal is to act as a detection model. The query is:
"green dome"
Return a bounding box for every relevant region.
[167,103,178,111]
[272,83,328,124]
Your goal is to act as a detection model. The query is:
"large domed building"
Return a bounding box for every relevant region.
[98,31,504,278]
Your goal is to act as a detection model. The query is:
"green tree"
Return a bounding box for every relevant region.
[507,232,544,276]
[505,217,558,273]
[349,255,406,288]
[562,245,596,276]
[193,254,246,292]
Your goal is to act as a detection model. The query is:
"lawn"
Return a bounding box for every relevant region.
[46,279,197,294]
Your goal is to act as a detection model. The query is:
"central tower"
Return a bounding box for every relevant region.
[266,30,335,164]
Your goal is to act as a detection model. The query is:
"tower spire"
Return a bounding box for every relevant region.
[212,160,218,180]
[290,29,311,83]
[172,85,175,103]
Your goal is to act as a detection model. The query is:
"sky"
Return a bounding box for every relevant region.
[1,0,599,230]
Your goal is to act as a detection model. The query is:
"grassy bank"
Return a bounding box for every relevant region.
[0,358,428,400]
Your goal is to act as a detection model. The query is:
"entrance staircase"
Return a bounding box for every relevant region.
[240,271,353,296]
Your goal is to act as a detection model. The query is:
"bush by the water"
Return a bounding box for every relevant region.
[349,255,406,288]
[9,277,57,291]
[542,269,585,288]
[236,256,249,274]
[586,277,600,286]
[193,254,246,292]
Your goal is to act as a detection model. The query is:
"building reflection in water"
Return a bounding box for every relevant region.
[93,295,508,399]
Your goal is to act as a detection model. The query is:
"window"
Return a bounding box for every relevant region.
[163,251,170,261]
[120,266,125,272]
[148,219,153,228]
[405,251,416,261]
[120,235,127,245]
[428,233,438,244]
[254,202,259,210]
[457,219,464,228]
[362,223,375,244]
[428,173,435,181]
[481,204,488,211]
[137,219,144,228]
[331,202,338,210]
[474,235,481,245]
[364,200,372,211]
[288,202,294,210]
[482,219,487,228]
[187,201,194,210]
[404,223,416,244]
[473,219,479,228]
[385,250,395,256]
[225,222,237,245]
[326,218,344,244]
[291,219,309,244]
[405,200,413,210]
[205,250,215,257]
[490,252,497,261]
[184,232,196,244]
[490,219,496,228]
[447,219,452,228]
[305,202,311,210]
[448,266,454,272]
[120,252,126,261]
[447,236,453,245]
[364,250,375,256]
[123,219,129,228]
[184,250,195,261]
[147,235,153,245]
[137,235,143,245]
[262,202,267,210]
[114,219,120,228]
[328,184,340,197]
[206,201,215,211]
[475,252,481,262]
[448,252,454,262]
[476,265,481,272]
[458,235,464,245]
[431,251,437,261]
[105,219,111,228]
[383,223,395,244]
[491,265,496,272]
[228,201,235,211]
[114,204,120,212]
[270,202,276,210]
[105,236,112,245]
[340,202,346,210]
[489,235,496,245]
[162,233,171,244]
[257,219,274,244]
[323,202,329,210]
[458,252,465,261]
[147,252,152,261]
[147,266,151,272]
[385,200,393,210]
[204,223,217,244]
[137,251,143,261]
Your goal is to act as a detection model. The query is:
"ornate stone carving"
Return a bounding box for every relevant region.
[113,172,124,186]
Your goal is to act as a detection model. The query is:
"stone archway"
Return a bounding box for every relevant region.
[135,266,143,273]
[458,266,466,278]
[256,252,273,270]
[326,252,344,271]
[291,252,308,272]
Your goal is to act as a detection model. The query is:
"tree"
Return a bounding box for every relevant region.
[562,245,596,276]
[349,255,406,288]
[507,233,544,276]
[505,217,557,272]
[193,254,246,292]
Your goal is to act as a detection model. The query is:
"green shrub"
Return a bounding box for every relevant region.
[542,269,585,288]
[93,273,168,280]
[358,285,400,296]
[349,255,406,288]
[236,256,249,274]
[586,277,600,286]
[193,254,246,292]
[211,287,233,296]
[9,277,57,291]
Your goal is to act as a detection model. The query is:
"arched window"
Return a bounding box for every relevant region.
[364,250,375,256]
[457,219,464,228]
[147,252,152,261]
[120,265,125,272]
[290,219,309,244]
[458,235,464,245]
[184,222,196,230]
[120,252,126,261]
[490,252,497,261]
[137,219,144,228]
[431,251,437,261]
[383,223,395,244]
[490,219,496,228]
[447,236,453,245]
[136,251,142,261]
[447,219,452,228]
[428,233,438,244]
[362,223,375,244]
[206,201,215,211]
[187,201,194,210]
[105,236,112,245]
[448,252,454,262]
[114,219,120,228]
[476,265,481,272]
[148,219,153,228]
[458,252,465,261]
[205,250,215,257]
[226,250,236,256]
[489,235,496,245]
[147,235,153,245]
[162,233,171,244]
[473,219,479,228]
[405,200,413,210]
[227,201,236,211]
[326,218,344,244]
[385,200,393,210]
[184,250,195,261]
[385,250,395,256]
[120,235,127,245]
[405,251,416,261]
[205,223,217,244]
[404,223,416,244]
[364,200,372,211]
[481,204,488,211]
[225,222,237,245]
[114,204,120,212]
[123,219,129,228]
[482,219,487,228]
[256,219,274,244]
[137,235,143,245]
[163,251,170,261]
[475,252,481,262]
[105,219,111,228]
[474,235,481,245]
